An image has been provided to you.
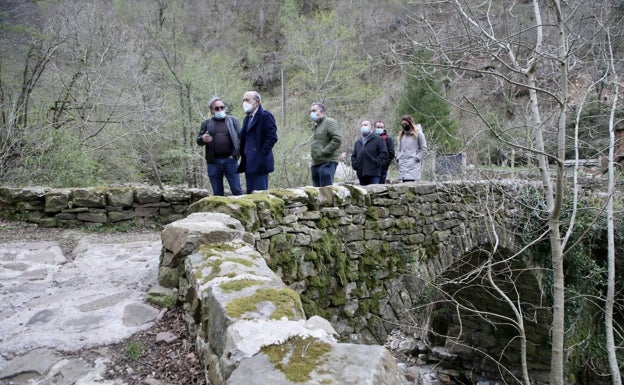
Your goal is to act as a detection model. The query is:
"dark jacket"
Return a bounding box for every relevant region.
[197,116,241,163]
[237,105,278,175]
[382,132,395,166]
[351,134,388,178]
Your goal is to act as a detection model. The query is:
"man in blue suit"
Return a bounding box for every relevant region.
[237,91,278,193]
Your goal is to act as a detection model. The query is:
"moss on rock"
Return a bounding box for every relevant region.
[225,287,304,320]
[219,279,264,293]
[261,336,331,383]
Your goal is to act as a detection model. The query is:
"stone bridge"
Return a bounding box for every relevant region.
[158,179,557,384]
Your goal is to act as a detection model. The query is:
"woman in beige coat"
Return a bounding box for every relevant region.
[396,115,428,181]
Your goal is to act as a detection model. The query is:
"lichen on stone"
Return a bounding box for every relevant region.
[193,254,255,285]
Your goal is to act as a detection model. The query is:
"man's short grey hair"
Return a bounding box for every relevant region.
[208,96,223,110]
[248,91,261,103]
[311,102,325,112]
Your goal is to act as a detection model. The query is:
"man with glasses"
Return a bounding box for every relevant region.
[310,102,342,187]
[197,96,243,195]
[374,120,395,184]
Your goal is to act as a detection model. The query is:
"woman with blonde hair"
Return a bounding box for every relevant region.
[396,115,428,181]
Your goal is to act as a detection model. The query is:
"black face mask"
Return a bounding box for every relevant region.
[402,125,410,131]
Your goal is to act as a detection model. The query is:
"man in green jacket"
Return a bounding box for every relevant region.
[309,102,342,187]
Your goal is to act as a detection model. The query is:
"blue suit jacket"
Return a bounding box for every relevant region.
[237,105,278,175]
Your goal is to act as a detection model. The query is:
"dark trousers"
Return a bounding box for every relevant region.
[379,165,389,184]
[311,162,338,187]
[358,175,380,186]
[245,173,269,194]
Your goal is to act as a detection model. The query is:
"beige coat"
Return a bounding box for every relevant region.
[396,127,427,180]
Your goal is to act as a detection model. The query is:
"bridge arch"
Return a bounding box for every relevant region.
[415,245,551,378]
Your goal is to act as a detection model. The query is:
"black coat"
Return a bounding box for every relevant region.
[383,133,395,166]
[351,135,388,178]
[237,105,278,175]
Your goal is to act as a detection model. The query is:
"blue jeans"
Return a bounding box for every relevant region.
[311,162,337,187]
[245,173,269,194]
[207,157,242,196]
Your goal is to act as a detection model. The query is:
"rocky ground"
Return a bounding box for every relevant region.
[0,220,207,385]
[37,307,207,385]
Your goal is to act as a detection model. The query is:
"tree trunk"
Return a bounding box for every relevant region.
[604,29,622,385]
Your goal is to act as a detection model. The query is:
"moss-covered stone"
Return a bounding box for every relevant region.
[188,196,260,231]
[226,287,304,320]
[219,279,264,293]
[267,239,299,279]
[365,206,379,220]
[245,193,285,224]
[260,336,331,383]
[317,215,340,229]
[146,285,178,309]
[193,253,256,285]
[329,291,346,306]
[199,242,239,253]
[268,188,308,205]
[396,216,416,229]
[303,188,322,210]
[158,266,181,288]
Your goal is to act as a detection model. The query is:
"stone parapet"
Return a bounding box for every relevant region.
[181,181,539,344]
[170,180,560,382]
[0,186,210,228]
[161,212,408,385]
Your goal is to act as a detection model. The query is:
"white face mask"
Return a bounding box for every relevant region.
[243,101,254,113]
[214,111,226,120]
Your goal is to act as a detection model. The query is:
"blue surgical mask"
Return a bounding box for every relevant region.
[310,112,318,122]
[214,111,226,120]
[375,128,383,135]
[361,126,371,135]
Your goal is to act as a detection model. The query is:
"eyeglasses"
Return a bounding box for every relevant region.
[213,106,226,111]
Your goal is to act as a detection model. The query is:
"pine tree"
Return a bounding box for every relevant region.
[397,61,461,154]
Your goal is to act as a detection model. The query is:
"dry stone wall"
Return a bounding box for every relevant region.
[182,181,537,343]
[160,212,409,385]
[0,186,210,228]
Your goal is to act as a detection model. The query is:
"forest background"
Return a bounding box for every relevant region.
[1,0,622,189]
[1,0,601,190]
